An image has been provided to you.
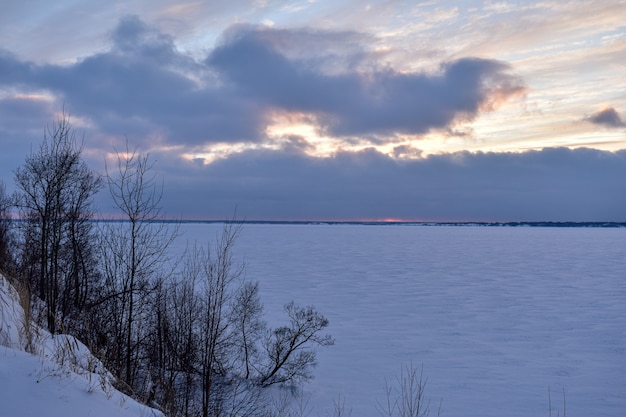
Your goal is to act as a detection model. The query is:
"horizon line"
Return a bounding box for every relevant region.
[92,219,626,227]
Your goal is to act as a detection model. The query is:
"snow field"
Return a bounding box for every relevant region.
[1,224,622,417]
[175,224,626,417]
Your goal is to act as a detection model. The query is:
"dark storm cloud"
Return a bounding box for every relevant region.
[207,25,527,137]
[0,94,56,178]
[586,107,626,128]
[0,17,265,144]
[156,147,626,222]
[0,50,32,84]
[0,17,526,150]
[0,95,52,133]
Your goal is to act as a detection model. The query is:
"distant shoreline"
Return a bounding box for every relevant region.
[4,218,624,227]
[99,219,626,228]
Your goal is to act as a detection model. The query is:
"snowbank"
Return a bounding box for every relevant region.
[0,273,164,417]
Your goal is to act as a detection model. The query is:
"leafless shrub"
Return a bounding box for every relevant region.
[377,363,440,417]
[327,394,352,417]
[548,386,566,417]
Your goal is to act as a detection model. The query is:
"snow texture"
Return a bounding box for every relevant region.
[1,225,623,417]
[175,224,626,417]
[0,274,164,417]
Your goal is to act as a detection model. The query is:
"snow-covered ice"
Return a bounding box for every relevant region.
[175,223,626,417]
[1,224,623,417]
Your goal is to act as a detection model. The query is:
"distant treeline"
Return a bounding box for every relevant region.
[3,217,624,228]
[120,220,626,228]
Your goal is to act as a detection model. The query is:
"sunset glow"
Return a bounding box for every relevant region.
[1,0,624,221]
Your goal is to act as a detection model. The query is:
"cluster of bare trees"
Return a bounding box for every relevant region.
[146,229,334,417]
[13,117,103,334]
[0,115,334,417]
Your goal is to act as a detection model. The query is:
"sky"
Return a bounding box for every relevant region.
[0,0,625,221]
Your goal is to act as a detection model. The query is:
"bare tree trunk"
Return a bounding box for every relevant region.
[100,143,178,391]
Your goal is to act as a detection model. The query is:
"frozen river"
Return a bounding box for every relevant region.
[173,223,625,417]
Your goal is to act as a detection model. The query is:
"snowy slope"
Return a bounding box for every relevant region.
[0,273,164,417]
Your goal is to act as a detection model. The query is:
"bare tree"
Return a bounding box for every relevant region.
[231,281,265,380]
[152,242,204,417]
[260,302,334,388]
[99,145,178,390]
[196,223,245,417]
[377,363,440,417]
[13,114,102,334]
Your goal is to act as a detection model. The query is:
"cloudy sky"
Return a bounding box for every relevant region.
[1,0,625,221]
